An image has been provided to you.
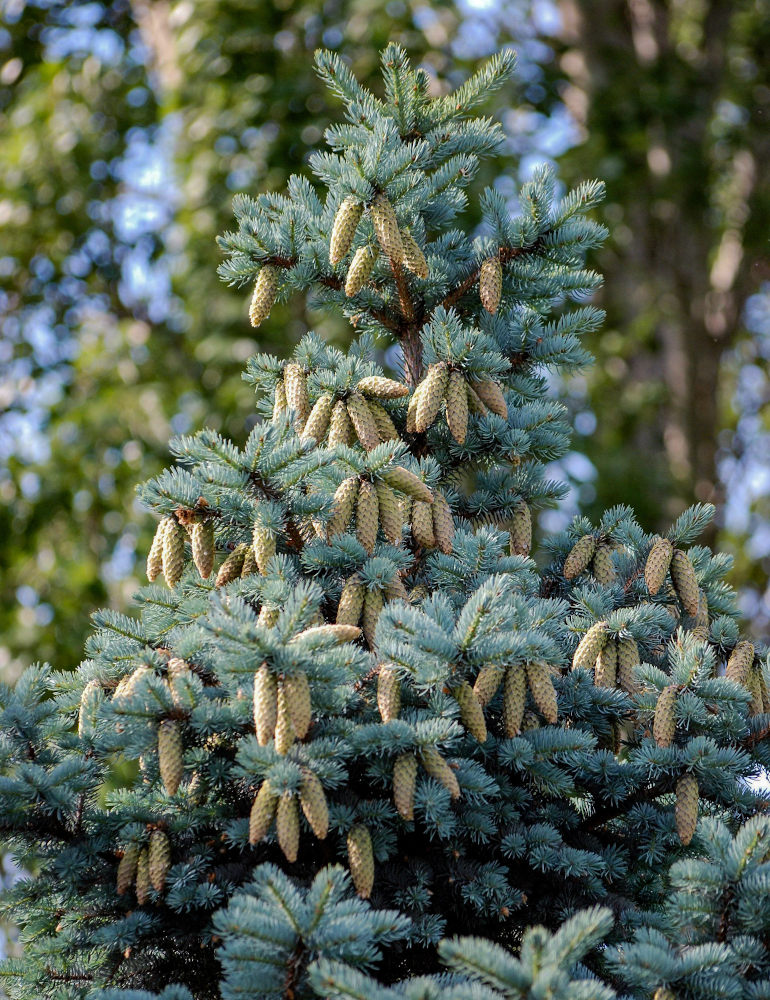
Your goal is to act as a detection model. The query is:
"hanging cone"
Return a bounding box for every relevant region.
[444,370,469,445]
[301,393,334,443]
[248,265,279,327]
[653,684,678,747]
[392,754,417,821]
[276,792,300,862]
[249,780,279,844]
[347,824,375,898]
[148,830,171,893]
[420,747,461,800]
[572,621,608,671]
[116,844,139,896]
[362,588,384,648]
[337,575,365,626]
[502,665,526,737]
[284,364,310,432]
[283,671,312,739]
[594,639,617,688]
[509,501,532,557]
[526,661,558,724]
[563,534,597,580]
[452,680,487,742]
[158,719,183,795]
[479,256,502,313]
[382,466,433,503]
[355,480,380,553]
[377,664,401,722]
[346,392,381,450]
[147,518,169,582]
[616,636,641,694]
[473,665,504,707]
[415,363,449,433]
[328,399,355,446]
[327,476,360,538]
[645,536,674,595]
[670,549,700,616]
[253,664,278,746]
[329,196,364,264]
[299,770,329,839]
[190,520,215,579]
[432,492,455,554]
[370,192,403,261]
[162,518,186,587]
[675,773,699,846]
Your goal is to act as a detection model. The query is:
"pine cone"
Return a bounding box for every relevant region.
[347,824,375,898]
[509,501,532,557]
[301,393,334,443]
[466,383,489,416]
[357,375,409,399]
[298,623,361,643]
[393,754,417,821]
[415,363,449,433]
[272,380,287,423]
[377,664,401,722]
[479,256,502,314]
[190,520,215,579]
[274,685,296,755]
[473,665,504,707]
[249,780,279,844]
[345,244,379,296]
[594,640,617,688]
[645,536,674,595]
[215,543,248,587]
[147,518,169,582]
[747,667,764,717]
[563,534,597,580]
[411,500,435,549]
[452,680,487,742]
[276,792,300,862]
[670,549,699,616]
[241,545,258,578]
[726,641,754,685]
[284,363,310,432]
[299,770,329,839]
[572,621,608,671]
[249,265,279,327]
[362,588,384,648]
[431,492,455,554]
[400,230,429,278]
[653,684,679,747]
[337,575,365,626]
[135,848,151,905]
[420,747,461,799]
[468,378,507,418]
[347,392,381,450]
[405,382,424,433]
[78,678,102,739]
[526,661,558,724]
[376,481,403,544]
[328,399,355,446]
[257,605,280,627]
[327,476,360,538]
[370,192,403,261]
[444,370,469,445]
[356,479,380,553]
[616,636,640,694]
[253,664,278,746]
[367,400,400,441]
[158,719,183,796]
[162,518,186,587]
[283,671,312,739]
[675,773,699,845]
[502,665,526,737]
[329,196,364,264]
[116,844,139,896]
[383,466,433,503]
[592,544,615,585]
[385,574,410,603]
[148,829,171,893]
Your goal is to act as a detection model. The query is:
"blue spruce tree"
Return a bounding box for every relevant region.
[1,44,769,1000]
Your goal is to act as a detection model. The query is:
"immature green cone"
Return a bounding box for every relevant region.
[645,536,674,595]
[563,534,597,580]
[432,492,455,554]
[272,379,287,423]
[347,824,375,898]
[675,773,699,846]
[257,605,280,627]
[357,375,410,399]
[385,574,410,603]
[670,549,700,616]
[147,518,169,581]
[299,770,329,840]
[162,517,186,587]
[241,545,258,578]
[592,544,615,585]
[466,383,489,416]
[346,392,380,451]
[301,393,334,443]
[329,196,364,264]
[405,382,424,433]
[283,671,312,739]
[409,500,434,549]
[473,665,504,707]
[444,370,469,444]
[274,686,296,755]
[726,640,754,685]
[276,792,300,863]
[572,621,608,671]
[376,482,403,544]
[370,191,403,261]
[284,363,310,432]
[328,476,360,538]
[594,640,618,688]
[215,542,248,587]
[135,848,150,905]
[453,681,487,742]
[367,400,400,442]
[362,588,385,648]
[190,520,215,579]
[248,265,279,327]
[249,780,279,844]
[526,661,558,724]
[337,575,365,626]
[400,229,429,278]
[148,830,171,893]
[415,363,449,433]
[617,636,641,694]
[469,378,507,418]
[356,480,380,553]
[78,678,102,739]
[653,684,679,747]
[345,244,379,296]
[479,255,502,313]
[393,753,417,821]
[420,747,461,800]
[114,663,151,700]
[253,664,278,746]
[252,524,277,575]
[158,719,183,796]
[384,465,433,504]
[328,399,355,446]
[747,668,764,717]
[502,665,527,737]
[116,844,139,896]
[377,664,401,722]
[509,501,532,557]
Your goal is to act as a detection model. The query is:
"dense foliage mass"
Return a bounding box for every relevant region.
[1,45,769,1000]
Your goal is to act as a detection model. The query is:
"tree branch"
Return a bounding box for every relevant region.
[440,241,544,311]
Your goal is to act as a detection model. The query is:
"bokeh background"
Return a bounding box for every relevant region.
[1,0,769,681]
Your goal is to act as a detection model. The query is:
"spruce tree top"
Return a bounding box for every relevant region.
[1,43,769,1000]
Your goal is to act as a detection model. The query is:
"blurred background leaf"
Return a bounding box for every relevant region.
[1,0,767,680]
